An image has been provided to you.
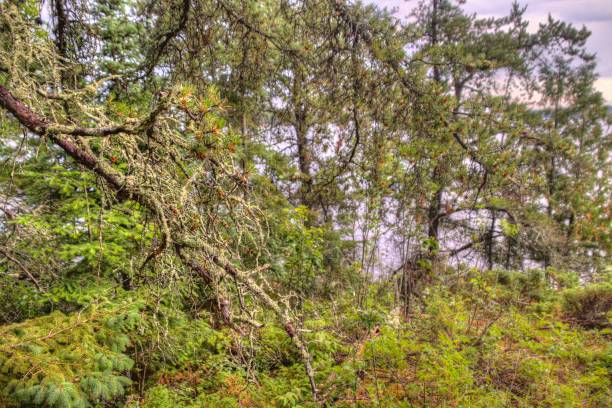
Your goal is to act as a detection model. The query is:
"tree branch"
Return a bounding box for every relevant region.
[0,248,41,291]
[0,83,318,400]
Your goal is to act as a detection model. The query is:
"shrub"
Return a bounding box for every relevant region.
[137,385,184,408]
[562,284,612,329]
[0,300,140,407]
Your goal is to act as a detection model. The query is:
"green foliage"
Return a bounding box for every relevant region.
[500,218,519,238]
[254,324,299,371]
[112,276,611,407]
[9,162,151,279]
[321,278,612,407]
[268,206,325,296]
[138,385,183,408]
[0,280,46,323]
[0,299,139,407]
[251,202,357,298]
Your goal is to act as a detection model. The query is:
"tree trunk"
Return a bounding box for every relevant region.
[292,67,313,208]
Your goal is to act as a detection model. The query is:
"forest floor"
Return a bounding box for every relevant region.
[124,271,611,407]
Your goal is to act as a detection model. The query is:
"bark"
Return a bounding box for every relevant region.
[427,171,443,243]
[292,67,313,208]
[426,0,444,252]
[486,210,496,270]
[53,0,68,56]
[431,0,441,83]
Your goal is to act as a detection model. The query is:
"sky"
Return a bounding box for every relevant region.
[370,0,612,103]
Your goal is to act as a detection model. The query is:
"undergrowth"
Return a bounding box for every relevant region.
[3,270,604,407]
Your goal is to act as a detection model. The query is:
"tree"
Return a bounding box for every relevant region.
[517,16,611,275]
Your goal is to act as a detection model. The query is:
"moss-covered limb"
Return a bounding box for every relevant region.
[0,80,319,400]
[206,247,318,399]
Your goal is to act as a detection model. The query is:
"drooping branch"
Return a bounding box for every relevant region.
[207,249,318,397]
[0,83,318,400]
[0,248,41,291]
[0,86,124,188]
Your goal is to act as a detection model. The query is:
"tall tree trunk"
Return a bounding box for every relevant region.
[426,0,443,249]
[53,0,68,56]
[486,210,496,270]
[292,66,313,208]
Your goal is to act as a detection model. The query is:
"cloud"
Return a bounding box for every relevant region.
[464,0,612,19]
[369,1,612,83]
[594,77,612,104]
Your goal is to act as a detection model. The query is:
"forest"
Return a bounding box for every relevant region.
[0,0,610,406]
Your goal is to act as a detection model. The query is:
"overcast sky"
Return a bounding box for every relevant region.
[371,0,612,103]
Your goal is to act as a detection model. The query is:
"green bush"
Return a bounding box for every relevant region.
[562,284,612,328]
[0,300,139,407]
